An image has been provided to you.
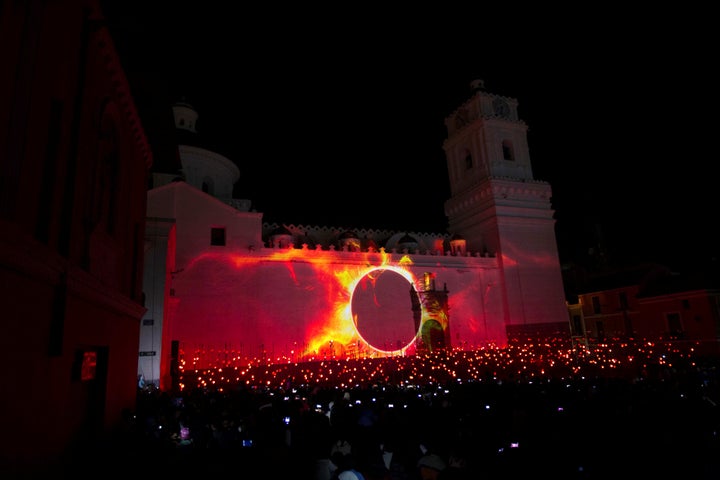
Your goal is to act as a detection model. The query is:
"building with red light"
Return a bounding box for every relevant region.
[566,263,720,354]
[140,82,569,389]
[0,1,151,472]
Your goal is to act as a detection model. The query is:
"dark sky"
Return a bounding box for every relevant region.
[103,3,716,271]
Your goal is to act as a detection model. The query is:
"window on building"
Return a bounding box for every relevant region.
[36,98,63,244]
[619,291,629,310]
[72,348,98,381]
[201,177,214,195]
[465,151,473,169]
[502,140,514,161]
[595,320,605,340]
[211,227,226,246]
[666,312,683,337]
[592,296,601,314]
[572,314,583,336]
[682,299,690,309]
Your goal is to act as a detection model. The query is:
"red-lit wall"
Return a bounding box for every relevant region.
[637,291,720,343]
[169,247,507,369]
[145,187,510,376]
[0,1,151,472]
[144,181,577,384]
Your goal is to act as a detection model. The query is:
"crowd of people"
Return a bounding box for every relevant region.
[72,339,720,478]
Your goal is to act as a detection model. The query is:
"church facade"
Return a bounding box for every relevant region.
[140,82,569,390]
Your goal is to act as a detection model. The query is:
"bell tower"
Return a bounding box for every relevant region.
[443,80,568,338]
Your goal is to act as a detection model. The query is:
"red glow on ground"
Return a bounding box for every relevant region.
[176,338,708,392]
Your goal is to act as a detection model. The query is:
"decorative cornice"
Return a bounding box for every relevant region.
[445,177,552,218]
[91,7,153,171]
[259,222,496,258]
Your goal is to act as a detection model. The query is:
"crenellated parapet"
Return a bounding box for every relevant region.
[261,222,495,258]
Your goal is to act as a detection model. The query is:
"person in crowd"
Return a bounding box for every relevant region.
[332,451,367,480]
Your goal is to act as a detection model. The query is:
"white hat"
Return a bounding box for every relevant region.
[417,453,447,471]
[338,471,360,480]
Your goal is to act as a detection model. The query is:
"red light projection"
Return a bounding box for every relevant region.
[170,246,506,373]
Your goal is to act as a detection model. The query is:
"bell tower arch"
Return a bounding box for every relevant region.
[443,80,568,338]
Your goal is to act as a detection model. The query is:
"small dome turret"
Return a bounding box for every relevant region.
[268,225,293,248]
[450,232,467,256]
[338,230,361,252]
[397,233,419,251]
[172,100,198,133]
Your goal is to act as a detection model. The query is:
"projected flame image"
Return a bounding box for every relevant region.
[171,248,462,367]
[159,238,511,382]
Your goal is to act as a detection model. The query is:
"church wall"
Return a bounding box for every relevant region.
[496,217,569,327]
[139,218,175,386]
[146,182,511,375]
[148,183,264,263]
[167,243,508,370]
[147,184,179,218]
[173,185,263,256]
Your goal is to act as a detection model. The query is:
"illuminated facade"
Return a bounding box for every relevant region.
[140,81,569,389]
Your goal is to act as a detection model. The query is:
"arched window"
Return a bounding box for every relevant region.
[502,140,514,161]
[201,177,214,195]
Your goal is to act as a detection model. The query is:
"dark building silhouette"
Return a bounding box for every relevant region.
[0,1,151,474]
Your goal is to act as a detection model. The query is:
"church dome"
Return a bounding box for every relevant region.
[450,232,467,255]
[268,225,293,248]
[397,233,419,251]
[338,230,359,240]
[364,236,378,252]
[338,230,361,252]
[296,231,316,249]
[270,225,292,236]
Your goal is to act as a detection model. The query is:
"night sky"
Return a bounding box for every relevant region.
[103,3,716,271]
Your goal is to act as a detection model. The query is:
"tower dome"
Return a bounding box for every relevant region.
[170,100,240,202]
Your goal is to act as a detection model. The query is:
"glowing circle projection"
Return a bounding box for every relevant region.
[350,267,420,353]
